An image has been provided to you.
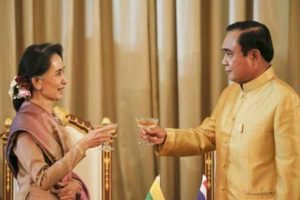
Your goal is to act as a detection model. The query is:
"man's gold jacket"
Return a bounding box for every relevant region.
[159,67,300,200]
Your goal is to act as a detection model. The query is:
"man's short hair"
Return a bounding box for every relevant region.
[226,21,274,62]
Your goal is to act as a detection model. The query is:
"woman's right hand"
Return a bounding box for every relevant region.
[77,124,117,150]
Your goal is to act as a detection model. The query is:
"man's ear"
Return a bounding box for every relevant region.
[251,49,261,61]
[31,77,42,90]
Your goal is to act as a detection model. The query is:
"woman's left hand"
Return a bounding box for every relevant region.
[52,180,82,200]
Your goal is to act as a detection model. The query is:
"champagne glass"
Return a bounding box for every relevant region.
[99,117,117,152]
[135,117,159,145]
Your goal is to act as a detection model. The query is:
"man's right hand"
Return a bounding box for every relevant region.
[140,127,167,145]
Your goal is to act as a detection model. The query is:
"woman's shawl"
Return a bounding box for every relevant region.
[5,101,89,199]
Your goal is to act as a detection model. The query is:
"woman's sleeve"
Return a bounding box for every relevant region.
[14,132,86,190]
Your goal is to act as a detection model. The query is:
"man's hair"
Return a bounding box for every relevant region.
[226,21,274,62]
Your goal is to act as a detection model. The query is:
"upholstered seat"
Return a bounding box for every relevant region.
[1,107,113,200]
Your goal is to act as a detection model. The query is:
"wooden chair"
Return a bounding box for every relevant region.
[205,152,215,200]
[1,107,113,200]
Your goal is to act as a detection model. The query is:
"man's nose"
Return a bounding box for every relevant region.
[221,56,227,66]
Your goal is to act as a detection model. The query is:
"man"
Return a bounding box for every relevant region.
[141,21,300,199]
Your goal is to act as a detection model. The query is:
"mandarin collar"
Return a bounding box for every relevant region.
[240,67,276,93]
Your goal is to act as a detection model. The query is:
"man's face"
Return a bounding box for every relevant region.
[221,30,254,84]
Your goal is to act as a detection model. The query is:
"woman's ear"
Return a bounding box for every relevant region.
[31,77,42,90]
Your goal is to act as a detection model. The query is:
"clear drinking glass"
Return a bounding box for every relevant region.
[99,118,117,152]
[135,117,159,145]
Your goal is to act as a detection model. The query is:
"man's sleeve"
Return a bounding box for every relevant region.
[158,109,217,157]
[274,95,300,199]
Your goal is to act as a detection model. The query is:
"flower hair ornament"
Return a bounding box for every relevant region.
[8,76,31,99]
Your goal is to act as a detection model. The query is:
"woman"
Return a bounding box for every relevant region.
[6,43,115,200]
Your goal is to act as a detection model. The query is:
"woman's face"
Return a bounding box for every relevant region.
[37,53,67,101]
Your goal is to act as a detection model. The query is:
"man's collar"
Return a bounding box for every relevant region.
[240,67,275,92]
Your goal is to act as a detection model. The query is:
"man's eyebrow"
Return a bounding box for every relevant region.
[222,48,232,52]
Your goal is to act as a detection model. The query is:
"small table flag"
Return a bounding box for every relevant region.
[196,174,208,200]
[145,175,165,200]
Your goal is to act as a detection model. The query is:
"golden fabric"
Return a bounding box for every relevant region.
[159,67,300,200]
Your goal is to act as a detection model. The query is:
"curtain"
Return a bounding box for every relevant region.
[0,0,299,199]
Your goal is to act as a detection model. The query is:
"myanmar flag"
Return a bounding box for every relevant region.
[145,175,165,200]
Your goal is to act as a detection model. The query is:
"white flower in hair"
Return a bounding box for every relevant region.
[8,78,17,99]
[8,76,31,99]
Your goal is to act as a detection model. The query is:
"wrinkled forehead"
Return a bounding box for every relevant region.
[222,30,242,51]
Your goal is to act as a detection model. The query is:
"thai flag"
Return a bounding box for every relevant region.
[196,175,208,200]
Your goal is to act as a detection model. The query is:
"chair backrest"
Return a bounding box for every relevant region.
[1,106,113,200]
[1,118,14,200]
[204,152,215,200]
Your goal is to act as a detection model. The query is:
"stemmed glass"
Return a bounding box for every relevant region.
[135,117,159,145]
[99,117,117,152]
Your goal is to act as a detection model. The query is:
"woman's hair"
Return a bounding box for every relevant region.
[12,43,63,111]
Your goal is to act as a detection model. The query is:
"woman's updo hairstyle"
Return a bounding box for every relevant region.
[12,43,63,111]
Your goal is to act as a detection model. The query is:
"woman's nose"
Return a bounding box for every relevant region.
[62,74,67,85]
